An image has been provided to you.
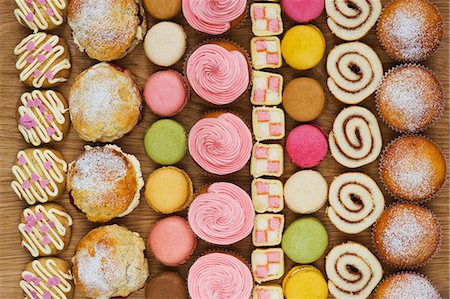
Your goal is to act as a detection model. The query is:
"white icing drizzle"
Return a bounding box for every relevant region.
[14,0,66,33]
[11,149,67,205]
[18,90,68,146]
[18,204,72,257]
[14,33,71,88]
[20,259,73,299]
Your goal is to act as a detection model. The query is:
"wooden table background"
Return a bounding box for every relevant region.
[0,1,448,298]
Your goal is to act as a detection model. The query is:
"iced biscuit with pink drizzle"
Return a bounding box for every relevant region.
[252,106,285,141]
[253,213,285,247]
[11,148,67,205]
[186,42,250,105]
[20,257,74,299]
[17,90,70,146]
[252,248,284,283]
[251,71,283,106]
[251,3,283,36]
[188,252,253,299]
[251,178,284,213]
[182,0,247,35]
[251,143,284,178]
[14,0,67,33]
[253,284,284,299]
[188,182,255,245]
[14,32,71,88]
[19,203,72,257]
[188,112,252,175]
[251,37,282,70]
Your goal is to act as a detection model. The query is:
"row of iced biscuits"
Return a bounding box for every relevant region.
[13,1,78,298]
[248,3,285,298]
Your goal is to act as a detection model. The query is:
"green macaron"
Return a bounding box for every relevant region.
[282,217,328,264]
[144,119,187,165]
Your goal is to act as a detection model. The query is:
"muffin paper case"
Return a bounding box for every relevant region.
[182,0,249,35]
[188,110,253,177]
[378,134,448,204]
[373,271,442,298]
[183,38,252,107]
[371,203,442,270]
[187,182,255,246]
[187,249,254,299]
[375,63,445,134]
[376,0,443,63]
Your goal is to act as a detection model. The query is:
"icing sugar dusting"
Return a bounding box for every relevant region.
[381,0,443,60]
[76,245,122,294]
[384,139,437,199]
[384,273,440,298]
[70,147,127,200]
[380,205,438,264]
[380,66,443,131]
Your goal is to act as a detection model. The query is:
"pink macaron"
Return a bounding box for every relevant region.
[281,0,325,23]
[147,216,197,266]
[144,70,189,117]
[286,124,328,168]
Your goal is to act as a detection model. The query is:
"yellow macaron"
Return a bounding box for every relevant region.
[281,25,326,70]
[145,166,193,213]
[282,265,328,299]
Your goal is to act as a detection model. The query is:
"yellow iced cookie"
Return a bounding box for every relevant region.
[282,265,328,299]
[281,25,326,70]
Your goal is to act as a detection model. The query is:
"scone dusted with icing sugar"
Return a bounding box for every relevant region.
[68,0,147,61]
[72,225,149,299]
[67,144,144,223]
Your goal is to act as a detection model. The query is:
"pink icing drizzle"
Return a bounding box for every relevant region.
[182,0,247,35]
[188,182,255,245]
[188,252,253,299]
[188,113,252,175]
[186,44,249,105]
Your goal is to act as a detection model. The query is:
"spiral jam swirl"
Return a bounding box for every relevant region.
[326,0,382,41]
[329,106,382,168]
[188,252,253,299]
[326,242,383,299]
[327,172,385,234]
[186,44,249,105]
[189,113,252,175]
[188,182,254,245]
[327,42,383,104]
[182,0,246,35]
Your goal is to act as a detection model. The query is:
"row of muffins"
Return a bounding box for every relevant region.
[11,0,446,299]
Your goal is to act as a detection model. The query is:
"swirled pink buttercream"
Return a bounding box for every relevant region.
[188,113,252,175]
[186,44,249,105]
[188,252,253,299]
[188,182,255,245]
[182,0,247,35]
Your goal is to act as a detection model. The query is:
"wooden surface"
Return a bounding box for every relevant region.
[0,1,448,298]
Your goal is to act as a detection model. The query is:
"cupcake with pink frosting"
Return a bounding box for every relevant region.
[186,41,250,105]
[188,182,255,245]
[188,111,252,175]
[182,0,247,35]
[188,252,253,299]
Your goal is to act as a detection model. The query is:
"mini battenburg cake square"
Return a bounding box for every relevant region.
[252,107,285,141]
[251,143,284,178]
[251,3,283,36]
[251,178,284,213]
[251,71,283,106]
[252,248,284,283]
[251,37,282,70]
[253,284,284,299]
[252,214,284,246]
